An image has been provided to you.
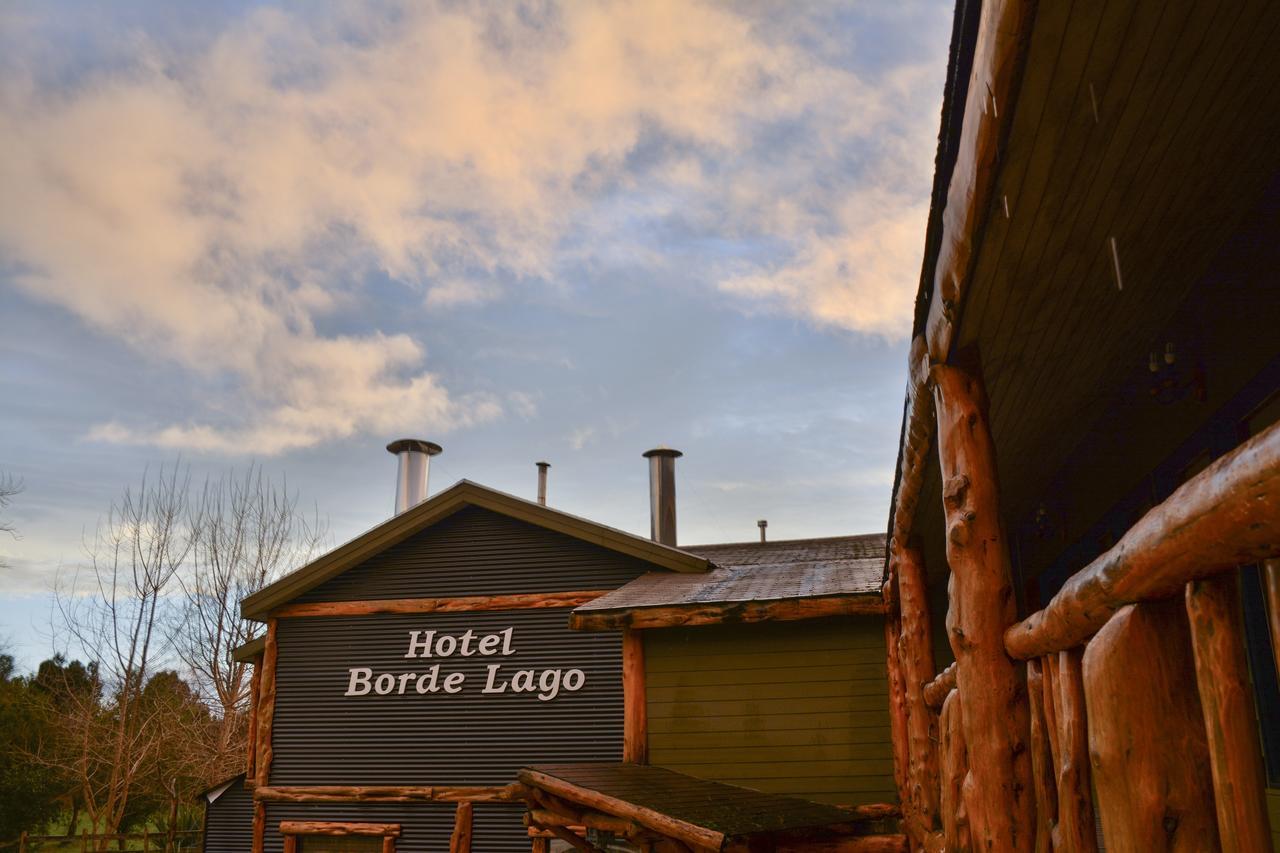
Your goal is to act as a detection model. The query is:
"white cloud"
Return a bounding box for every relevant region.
[0,1,945,454]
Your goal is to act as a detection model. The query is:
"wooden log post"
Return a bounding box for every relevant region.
[256,618,279,788]
[246,652,262,783]
[884,591,911,812]
[1082,601,1218,852]
[1025,659,1056,853]
[939,690,971,853]
[623,629,648,764]
[932,363,1034,852]
[252,801,266,853]
[1185,572,1271,852]
[895,542,940,837]
[1264,558,1280,683]
[1053,648,1096,853]
[450,802,474,853]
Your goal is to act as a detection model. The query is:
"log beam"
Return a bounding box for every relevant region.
[623,629,648,764]
[255,619,278,788]
[1186,572,1271,852]
[1006,419,1280,659]
[279,822,400,837]
[254,783,525,803]
[887,0,1037,546]
[895,543,939,835]
[518,769,724,852]
[932,362,1034,852]
[276,589,609,618]
[939,690,970,853]
[569,594,887,631]
[1082,601,1218,851]
[1053,648,1096,853]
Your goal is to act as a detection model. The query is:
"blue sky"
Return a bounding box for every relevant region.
[0,1,952,670]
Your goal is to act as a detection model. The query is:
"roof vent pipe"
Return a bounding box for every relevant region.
[643,447,682,547]
[386,439,442,515]
[758,519,767,543]
[536,461,550,506]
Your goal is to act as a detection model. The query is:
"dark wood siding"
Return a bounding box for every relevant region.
[645,618,895,806]
[263,802,527,853]
[266,507,654,850]
[295,506,653,602]
[271,609,623,785]
[203,776,253,853]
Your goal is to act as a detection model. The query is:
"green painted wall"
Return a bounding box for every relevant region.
[645,616,895,806]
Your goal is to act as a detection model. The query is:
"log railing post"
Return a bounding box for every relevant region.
[1186,572,1271,851]
[895,542,940,837]
[939,690,971,852]
[1263,558,1280,683]
[932,362,1034,851]
[884,575,911,813]
[1082,600,1218,851]
[1026,659,1056,853]
[1053,648,1096,853]
[450,802,474,853]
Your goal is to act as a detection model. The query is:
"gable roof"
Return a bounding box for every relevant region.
[571,533,886,626]
[240,479,709,620]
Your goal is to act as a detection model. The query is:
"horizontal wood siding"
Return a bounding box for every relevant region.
[645,617,894,805]
[295,506,652,603]
[203,776,254,853]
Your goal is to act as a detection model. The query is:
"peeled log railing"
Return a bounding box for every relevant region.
[1004,420,1280,660]
[906,418,1280,852]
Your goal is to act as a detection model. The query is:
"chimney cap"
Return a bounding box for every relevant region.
[642,447,683,459]
[386,439,443,456]
[536,460,551,469]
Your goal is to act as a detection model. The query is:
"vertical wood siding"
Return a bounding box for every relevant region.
[645,617,895,805]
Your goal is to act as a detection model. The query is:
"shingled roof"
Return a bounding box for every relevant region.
[570,533,887,630]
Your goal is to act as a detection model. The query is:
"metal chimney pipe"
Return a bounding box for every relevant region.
[536,461,550,506]
[643,447,682,547]
[758,519,767,543]
[386,439,443,515]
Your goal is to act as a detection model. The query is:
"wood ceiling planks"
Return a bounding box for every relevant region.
[948,0,1280,533]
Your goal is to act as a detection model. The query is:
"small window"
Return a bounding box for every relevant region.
[279,822,399,853]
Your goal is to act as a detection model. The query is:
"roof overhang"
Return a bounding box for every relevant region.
[241,480,710,621]
[231,635,265,663]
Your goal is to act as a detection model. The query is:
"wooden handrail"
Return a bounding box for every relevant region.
[1004,419,1280,660]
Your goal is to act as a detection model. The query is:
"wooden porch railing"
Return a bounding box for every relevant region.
[892,417,1280,851]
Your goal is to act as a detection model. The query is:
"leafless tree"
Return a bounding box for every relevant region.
[0,473,22,568]
[47,465,193,845]
[172,465,325,773]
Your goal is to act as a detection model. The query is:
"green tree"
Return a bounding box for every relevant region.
[0,654,64,840]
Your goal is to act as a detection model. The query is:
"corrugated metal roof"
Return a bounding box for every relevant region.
[575,533,886,613]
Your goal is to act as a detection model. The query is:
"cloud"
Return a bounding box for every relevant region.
[0,1,945,454]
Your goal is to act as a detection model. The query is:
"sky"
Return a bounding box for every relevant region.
[0,0,952,671]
